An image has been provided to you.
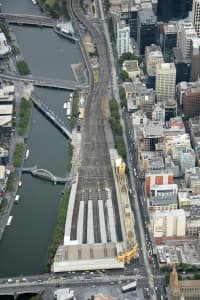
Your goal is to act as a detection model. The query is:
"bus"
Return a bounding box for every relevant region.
[121,281,137,293]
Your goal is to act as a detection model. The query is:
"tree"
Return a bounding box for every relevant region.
[109,98,119,112]
[29,296,41,300]
[108,17,114,41]
[119,87,127,108]
[16,60,30,75]
[118,52,138,65]
[119,70,129,81]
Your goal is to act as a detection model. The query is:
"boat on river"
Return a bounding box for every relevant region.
[32,0,37,4]
[6,216,13,226]
[25,149,29,160]
[66,108,71,119]
[14,195,20,204]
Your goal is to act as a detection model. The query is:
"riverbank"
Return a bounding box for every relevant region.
[0,0,82,277]
[0,87,33,242]
[45,188,70,272]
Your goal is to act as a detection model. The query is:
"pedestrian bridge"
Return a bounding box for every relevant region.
[22,166,70,184]
[31,92,72,140]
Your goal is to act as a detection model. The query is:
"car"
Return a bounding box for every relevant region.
[7,278,14,283]
[22,278,27,282]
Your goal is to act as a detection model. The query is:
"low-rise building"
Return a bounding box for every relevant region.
[0,147,8,165]
[132,110,148,127]
[0,32,11,57]
[157,240,200,266]
[122,60,140,80]
[178,192,191,207]
[185,167,200,194]
[165,117,185,136]
[180,149,196,175]
[145,171,174,195]
[165,134,191,157]
[124,80,155,114]
[184,203,200,238]
[148,183,178,211]
[152,102,165,124]
[140,152,165,176]
[54,288,75,300]
[143,122,164,152]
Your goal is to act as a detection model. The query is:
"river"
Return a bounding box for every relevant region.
[0,0,81,277]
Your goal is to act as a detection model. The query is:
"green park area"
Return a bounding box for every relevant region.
[16,60,30,75]
[13,143,24,168]
[18,97,32,136]
[109,98,126,158]
[46,188,70,272]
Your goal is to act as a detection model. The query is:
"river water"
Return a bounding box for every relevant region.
[0,0,81,277]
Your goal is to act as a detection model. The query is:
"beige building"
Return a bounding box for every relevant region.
[151,209,186,238]
[155,63,176,103]
[169,264,200,299]
[185,167,200,193]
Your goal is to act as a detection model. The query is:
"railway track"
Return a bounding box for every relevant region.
[67,0,123,244]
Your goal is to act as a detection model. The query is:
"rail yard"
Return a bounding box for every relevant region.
[52,0,138,272]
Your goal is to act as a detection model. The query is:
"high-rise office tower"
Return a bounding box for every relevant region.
[162,23,177,55]
[190,38,200,81]
[178,21,197,60]
[137,10,157,55]
[129,7,139,40]
[156,63,176,103]
[192,0,200,37]
[157,0,192,22]
[116,19,131,58]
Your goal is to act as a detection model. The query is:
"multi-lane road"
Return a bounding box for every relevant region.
[94,0,158,298]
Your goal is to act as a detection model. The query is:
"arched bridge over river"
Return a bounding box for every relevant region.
[22,166,69,184]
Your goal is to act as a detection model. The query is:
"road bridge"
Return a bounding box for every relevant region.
[0,13,56,27]
[31,93,72,140]
[22,165,69,184]
[0,73,88,91]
